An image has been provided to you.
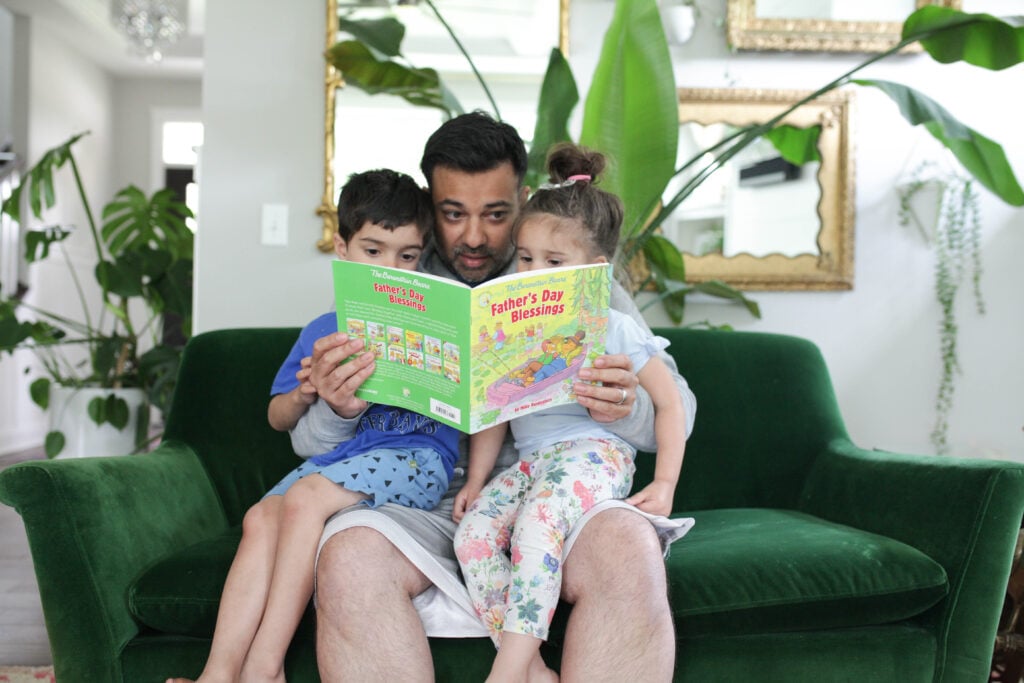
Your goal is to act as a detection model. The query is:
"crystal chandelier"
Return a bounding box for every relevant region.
[110,0,185,62]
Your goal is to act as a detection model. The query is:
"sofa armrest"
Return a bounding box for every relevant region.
[801,438,1024,681]
[0,441,229,682]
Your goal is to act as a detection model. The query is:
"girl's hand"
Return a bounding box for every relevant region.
[452,485,481,523]
[625,480,676,517]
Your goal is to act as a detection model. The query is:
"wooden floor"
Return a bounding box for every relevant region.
[0,447,52,666]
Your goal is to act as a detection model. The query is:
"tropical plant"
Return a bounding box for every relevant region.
[0,132,194,457]
[325,1,1023,325]
[897,159,984,454]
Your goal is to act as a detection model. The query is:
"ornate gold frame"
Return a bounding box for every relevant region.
[318,0,571,252]
[726,0,961,53]
[678,88,855,291]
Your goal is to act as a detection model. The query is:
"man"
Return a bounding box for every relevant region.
[293,112,697,681]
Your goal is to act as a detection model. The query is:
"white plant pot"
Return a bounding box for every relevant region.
[49,386,148,458]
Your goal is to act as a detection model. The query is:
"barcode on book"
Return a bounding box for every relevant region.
[430,398,460,423]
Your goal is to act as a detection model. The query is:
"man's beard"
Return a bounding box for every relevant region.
[445,243,515,285]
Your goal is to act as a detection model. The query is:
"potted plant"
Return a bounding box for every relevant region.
[325,1,1022,324]
[0,132,193,457]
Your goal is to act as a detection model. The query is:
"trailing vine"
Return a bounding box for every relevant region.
[897,160,984,454]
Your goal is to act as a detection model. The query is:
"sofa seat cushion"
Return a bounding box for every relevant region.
[129,528,241,637]
[669,508,948,637]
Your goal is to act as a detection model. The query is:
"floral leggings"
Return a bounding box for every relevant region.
[454,437,635,644]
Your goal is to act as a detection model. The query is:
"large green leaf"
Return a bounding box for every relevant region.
[101,186,193,260]
[903,8,1024,70]
[855,78,1024,206]
[337,15,405,57]
[325,40,461,116]
[580,0,677,239]
[642,234,686,282]
[526,48,580,190]
[24,226,72,263]
[0,132,89,226]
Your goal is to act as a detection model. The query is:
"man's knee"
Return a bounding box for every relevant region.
[316,525,430,600]
[562,508,666,603]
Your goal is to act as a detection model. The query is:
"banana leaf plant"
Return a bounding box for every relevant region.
[0,132,194,456]
[326,1,1023,324]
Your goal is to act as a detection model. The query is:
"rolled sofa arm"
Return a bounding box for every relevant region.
[800,437,1024,682]
[0,441,228,682]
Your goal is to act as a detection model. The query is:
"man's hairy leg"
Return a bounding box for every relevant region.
[316,526,434,683]
[559,508,674,682]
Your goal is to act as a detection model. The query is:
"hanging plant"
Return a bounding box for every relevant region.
[897,160,984,454]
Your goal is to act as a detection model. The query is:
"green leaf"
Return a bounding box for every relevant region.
[23,226,72,263]
[692,280,762,319]
[855,78,1024,206]
[903,8,1024,71]
[526,48,580,190]
[101,186,193,260]
[642,235,686,282]
[325,40,458,116]
[139,344,182,414]
[0,132,89,226]
[87,396,106,425]
[134,402,152,451]
[763,125,822,165]
[29,378,50,409]
[44,431,65,458]
[106,395,130,430]
[337,16,405,57]
[580,0,677,239]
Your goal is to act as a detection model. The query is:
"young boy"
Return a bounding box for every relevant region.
[167,169,459,683]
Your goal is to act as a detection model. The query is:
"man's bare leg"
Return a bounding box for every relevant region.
[315,526,434,682]
[558,508,674,683]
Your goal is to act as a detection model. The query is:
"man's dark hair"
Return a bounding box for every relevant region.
[420,111,528,189]
[336,168,433,242]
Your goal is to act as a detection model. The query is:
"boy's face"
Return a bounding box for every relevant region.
[429,162,528,284]
[334,221,424,270]
[515,214,606,273]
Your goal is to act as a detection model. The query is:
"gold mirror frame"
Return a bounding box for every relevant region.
[677,88,855,291]
[726,0,961,53]
[318,0,571,252]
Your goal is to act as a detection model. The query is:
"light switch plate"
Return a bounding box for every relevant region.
[261,203,288,246]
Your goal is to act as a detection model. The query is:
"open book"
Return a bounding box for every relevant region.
[333,260,612,433]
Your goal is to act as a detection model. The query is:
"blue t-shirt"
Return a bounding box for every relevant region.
[271,312,459,480]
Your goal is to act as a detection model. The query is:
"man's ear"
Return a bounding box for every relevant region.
[333,232,348,259]
[519,185,530,206]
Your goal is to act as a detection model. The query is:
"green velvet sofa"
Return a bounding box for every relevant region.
[2,327,1022,682]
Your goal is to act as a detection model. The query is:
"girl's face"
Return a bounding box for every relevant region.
[515,214,607,273]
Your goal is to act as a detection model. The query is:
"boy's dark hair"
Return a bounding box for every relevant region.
[420,110,528,189]
[517,143,623,260]
[336,168,433,242]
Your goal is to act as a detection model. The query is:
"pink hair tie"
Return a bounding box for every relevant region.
[538,174,593,190]
[566,174,591,183]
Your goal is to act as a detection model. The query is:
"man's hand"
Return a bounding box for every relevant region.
[452,484,482,523]
[574,353,639,423]
[309,332,375,418]
[625,479,675,517]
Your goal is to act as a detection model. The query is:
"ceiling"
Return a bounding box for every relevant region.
[0,0,204,78]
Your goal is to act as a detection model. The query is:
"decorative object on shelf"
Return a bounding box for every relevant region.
[110,0,185,62]
[897,158,984,454]
[0,132,194,457]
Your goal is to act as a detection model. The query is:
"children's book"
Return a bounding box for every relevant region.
[333,260,612,433]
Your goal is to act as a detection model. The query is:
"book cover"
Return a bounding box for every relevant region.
[333,260,611,433]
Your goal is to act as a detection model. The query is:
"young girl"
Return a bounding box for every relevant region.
[168,169,459,683]
[452,144,687,682]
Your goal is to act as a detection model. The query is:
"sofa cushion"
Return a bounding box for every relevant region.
[129,528,241,637]
[669,508,949,637]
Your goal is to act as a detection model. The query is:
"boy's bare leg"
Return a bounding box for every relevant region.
[165,497,283,683]
[558,508,674,683]
[316,526,435,682]
[240,475,368,683]
[488,632,558,683]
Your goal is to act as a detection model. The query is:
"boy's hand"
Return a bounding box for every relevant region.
[310,332,374,418]
[452,484,481,523]
[625,479,675,517]
[295,356,317,405]
[575,353,639,423]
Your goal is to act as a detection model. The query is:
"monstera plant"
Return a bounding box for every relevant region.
[326,1,1023,326]
[0,132,193,457]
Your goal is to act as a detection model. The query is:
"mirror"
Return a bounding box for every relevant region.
[726,0,962,52]
[670,88,855,291]
[319,0,568,251]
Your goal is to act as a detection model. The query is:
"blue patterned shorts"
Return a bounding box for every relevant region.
[264,447,450,510]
